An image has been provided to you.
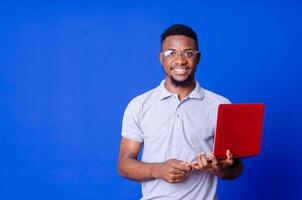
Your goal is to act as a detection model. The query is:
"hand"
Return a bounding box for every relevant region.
[155,159,191,183]
[190,150,234,177]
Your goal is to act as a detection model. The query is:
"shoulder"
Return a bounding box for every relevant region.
[203,88,231,104]
[125,87,159,112]
[199,88,231,121]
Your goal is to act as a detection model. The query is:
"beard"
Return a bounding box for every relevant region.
[163,65,196,87]
[170,73,195,87]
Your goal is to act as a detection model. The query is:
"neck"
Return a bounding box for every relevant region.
[164,78,196,101]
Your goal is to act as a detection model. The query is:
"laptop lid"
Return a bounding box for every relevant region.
[213,103,265,159]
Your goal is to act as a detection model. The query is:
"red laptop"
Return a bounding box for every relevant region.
[213,103,265,159]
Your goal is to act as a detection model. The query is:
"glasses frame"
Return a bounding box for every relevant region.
[161,49,200,60]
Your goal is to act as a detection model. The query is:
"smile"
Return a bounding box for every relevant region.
[172,67,189,75]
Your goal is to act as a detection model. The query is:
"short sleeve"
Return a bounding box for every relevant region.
[225,98,232,104]
[121,99,144,142]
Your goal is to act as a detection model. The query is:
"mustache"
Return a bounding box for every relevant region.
[170,64,189,69]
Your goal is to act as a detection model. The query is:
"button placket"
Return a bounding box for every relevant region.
[175,104,181,119]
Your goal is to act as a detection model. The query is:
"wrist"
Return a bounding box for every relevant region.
[213,168,228,178]
[150,163,162,179]
[213,161,234,178]
[215,159,242,180]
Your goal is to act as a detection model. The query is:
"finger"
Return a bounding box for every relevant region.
[197,153,204,168]
[199,154,218,172]
[185,163,193,171]
[172,173,185,180]
[226,150,233,160]
[226,150,234,165]
[173,161,191,171]
[167,177,182,183]
[188,161,199,170]
[200,153,208,166]
[210,153,218,165]
[187,161,197,168]
[168,174,185,183]
[219,150,234,167]
[169,168,186,175]
[171,178,182,183]
[191,163,200,170]
[182,161,193,171]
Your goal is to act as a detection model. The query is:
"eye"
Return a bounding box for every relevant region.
[163,50,177,57]
[184,50,194,58]
[170,50,177,56]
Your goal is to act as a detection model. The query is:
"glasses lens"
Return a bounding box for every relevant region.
[183,50,195,58]
[163,49,175,57]
[162,50,198,59]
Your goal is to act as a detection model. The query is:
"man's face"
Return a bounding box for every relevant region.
[160,35,200,87]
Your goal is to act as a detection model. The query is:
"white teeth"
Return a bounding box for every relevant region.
[174,68,186,72]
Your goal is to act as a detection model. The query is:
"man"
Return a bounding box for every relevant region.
[118,24,243,200]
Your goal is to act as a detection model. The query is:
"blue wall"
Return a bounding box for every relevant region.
[1,1,301,199]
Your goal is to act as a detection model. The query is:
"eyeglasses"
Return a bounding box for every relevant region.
[161,49,200,59]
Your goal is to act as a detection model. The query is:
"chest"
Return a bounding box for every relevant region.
[140,99,217,151]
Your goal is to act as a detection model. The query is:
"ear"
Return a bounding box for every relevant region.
[159,52,163,65]
[196,52,202,64]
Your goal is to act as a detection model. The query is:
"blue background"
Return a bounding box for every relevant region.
[1,1,301,199]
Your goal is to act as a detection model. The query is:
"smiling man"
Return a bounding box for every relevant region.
[118,24,243,200]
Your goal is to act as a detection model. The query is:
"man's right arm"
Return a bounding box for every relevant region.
[117,137,190,183]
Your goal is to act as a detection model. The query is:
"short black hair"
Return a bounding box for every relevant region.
[161,24,198,49]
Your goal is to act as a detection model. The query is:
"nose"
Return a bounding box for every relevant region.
[174,53,187,65]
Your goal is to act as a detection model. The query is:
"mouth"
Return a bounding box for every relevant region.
[171,66,190,75]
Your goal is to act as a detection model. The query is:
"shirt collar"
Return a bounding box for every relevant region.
[157,80,174,100]
[157,80,205,101]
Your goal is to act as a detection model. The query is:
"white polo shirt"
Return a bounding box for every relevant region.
[121,80,230,200]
